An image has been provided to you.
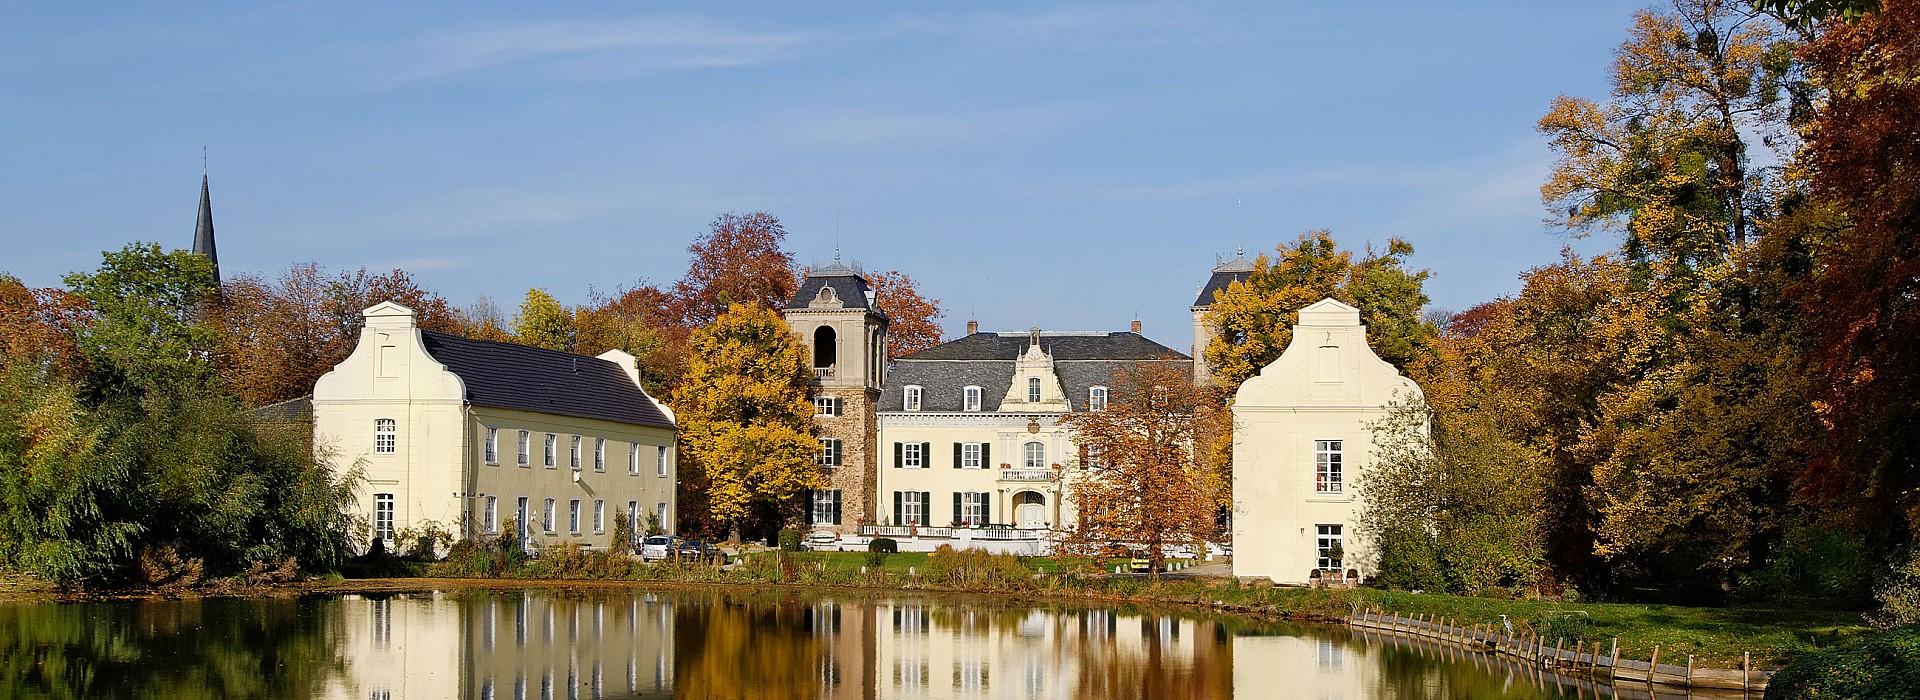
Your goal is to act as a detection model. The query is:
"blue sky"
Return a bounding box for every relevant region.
[4,1,1639,352]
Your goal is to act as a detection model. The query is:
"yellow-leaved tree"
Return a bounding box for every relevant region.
[671,303,822,539]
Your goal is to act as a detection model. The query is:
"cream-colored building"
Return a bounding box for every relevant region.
[1230,298,1423,585]
[871,325,1190,551]
[313,302,678,554]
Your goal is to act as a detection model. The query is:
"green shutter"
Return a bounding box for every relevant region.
[983,493,991,525]
[953,443,963,469]
[953,493,962,526]
[832,491,842,525]
[893,442,902,468]
[981,443,991,467]
[921,443,931,466]
[893,492,902,526]
[832,439,843,466]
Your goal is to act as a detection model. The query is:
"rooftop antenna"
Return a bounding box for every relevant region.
[202,146,208,174]
[1236,200,1244,257]
[833,206,842,262]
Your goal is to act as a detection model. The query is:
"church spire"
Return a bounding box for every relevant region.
[193,171,220,286]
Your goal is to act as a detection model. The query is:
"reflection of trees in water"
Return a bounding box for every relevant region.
[1360,631,1571,700]
[1068,612,1232,700]
[0,598,345,700]
[672,591,830,700]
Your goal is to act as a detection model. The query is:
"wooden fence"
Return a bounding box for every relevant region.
[1348,609,1769,694]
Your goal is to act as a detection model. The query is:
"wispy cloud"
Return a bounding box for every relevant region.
[777,105,1082,150]
[391,18,809,84]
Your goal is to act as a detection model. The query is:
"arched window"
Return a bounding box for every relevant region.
[963,386,982,412]
[813,326,837,370]
[1027,377,1042,403]
[1023,441,1046,469]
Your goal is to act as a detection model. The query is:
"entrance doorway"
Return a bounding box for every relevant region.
[1014,491,1047,529]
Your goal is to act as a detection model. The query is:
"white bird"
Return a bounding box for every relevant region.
[1500,614,1514,637]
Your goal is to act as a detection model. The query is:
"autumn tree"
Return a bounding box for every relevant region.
[573,285,677,393]
[509,288,576,351]
[670,303,823,539]
[456,295,515,343]
[670,212,799,327]
[0,275,89,377]
[866,269,944,358]
[1059,357,1223,577]
[1202,231,1434,390]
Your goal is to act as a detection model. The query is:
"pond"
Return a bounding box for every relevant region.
[0,586,1743,699]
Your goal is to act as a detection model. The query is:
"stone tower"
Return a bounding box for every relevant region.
[1190,247,1254,386]
[782,255,887,535]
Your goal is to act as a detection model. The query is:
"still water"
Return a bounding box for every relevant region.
[0,587,1734,699]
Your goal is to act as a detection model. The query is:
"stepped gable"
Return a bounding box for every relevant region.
[418,330,674,429]
[880,331,1189,412]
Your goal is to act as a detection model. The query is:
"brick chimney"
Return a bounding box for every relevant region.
[967,320,978,335]
[1130,319,1141,334]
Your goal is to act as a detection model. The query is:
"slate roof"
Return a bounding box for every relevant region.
[1193,252,1256,307]
[194,173,220,286]
[418,330,675,429]
[879,332,1190,412]
[253,395,312,423]
[786,260,881,314]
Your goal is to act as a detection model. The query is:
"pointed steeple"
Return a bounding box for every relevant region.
[194,172,220,286]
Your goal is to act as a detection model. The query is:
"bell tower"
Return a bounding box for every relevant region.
[783,254,886,534]
[1191,246,1254,386]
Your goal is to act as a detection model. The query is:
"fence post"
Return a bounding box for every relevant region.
[1742,651,1750,692]
[1609,638,1619,680]
[1686,654,1694,687]
[1648,645,1661,689]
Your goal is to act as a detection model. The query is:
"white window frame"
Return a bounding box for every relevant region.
[817,438,838,468]
[629,442,641,476]
[963,386,982,412]
[484,427,498,464]
[1315,440,1343,494]
[544,434,556,468]
[594,438,605,472]
[811,489,840,526]
[570,435,583,471]
[655,502,668,531]
[569,499,582,534]
[904,385,922,411]
[903,442,924,469]
[374,419,396,454]
[1027,377,1041,403]
[1088,386,1108,412]
[517,430,530,466]
[901,491,924,526]
[627,501,639,541]
[656,446,669,477]
[960,492,987,527]
[543,498,556,533]
[961,442,983,469]
[1023,441,1046,469]
[593,500,605,533]
[483,495,498,533]
[1316,524,1344,570]
[373,493,396,541]
[815,397,839,416]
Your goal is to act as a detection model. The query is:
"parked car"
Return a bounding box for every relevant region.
[1128,548,1152,574]
[639,536,680,561]
[675,539,720,562]
[802,531,840,552]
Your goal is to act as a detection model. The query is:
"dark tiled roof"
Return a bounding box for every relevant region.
[1193,269,1251,307]
[419,331,674,429]
[786,272,878,313]
[879,332,1190,412]
[253,395,312,423]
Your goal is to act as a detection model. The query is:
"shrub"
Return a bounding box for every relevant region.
[1532,612,1594,645]
[778,529,802,552]
[865,549,889,570]
[1870,548,1920,630]
[1766,625,1920,700]
[869,537,898,553]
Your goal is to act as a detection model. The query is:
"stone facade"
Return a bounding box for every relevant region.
[812,387,879,534]
[783,258,889,536]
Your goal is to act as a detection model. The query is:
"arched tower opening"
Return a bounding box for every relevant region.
[813,325,838,371]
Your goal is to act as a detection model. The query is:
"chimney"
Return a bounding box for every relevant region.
[967,320,978,335]
[1130,319,1142,334]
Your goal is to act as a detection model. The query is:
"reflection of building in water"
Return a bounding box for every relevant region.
[315,591,677,700]
[1232,634,1377,700]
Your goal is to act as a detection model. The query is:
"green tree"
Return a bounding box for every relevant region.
[510,288,576,351]
[670,303,822,538]
[62,243,218,393]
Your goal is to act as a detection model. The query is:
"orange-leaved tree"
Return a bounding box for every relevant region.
[1058,356,1224,578]
[866,269,944,358]
[670,212,798,327]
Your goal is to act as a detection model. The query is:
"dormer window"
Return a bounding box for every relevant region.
[904,385,923,411]
[817,286,837,304]
[1027,377,1042,403]
[1088,386,1108,412]
[963,386,982,412]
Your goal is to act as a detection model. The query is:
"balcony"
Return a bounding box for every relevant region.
[998,469,1058,483]
[813,365,836,380]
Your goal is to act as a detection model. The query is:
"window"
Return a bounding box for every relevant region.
[372,493,395,541]
[655,502,668,530]
[955,491,988,527]
[958,442,984,469]
[627,502,639,542]
[594,438,605,472]
[1316,524,1344,570]
[896,490,927,526]
[629,442,640,475]
[811,489,842,526]
[1023,441,1047,469]
[485,427,499,464]
[544,434,556,468]
[963,386,982,412]
[656,446,669,477]
[817,439,841,468]
[814,397,840,416]
[374,419,396,454]
[570,436,583,471]
[569,500,581,533]
[1088,386,1108,412]
[904,386,922,411]
[593,500,605,533]
[483,496,498,533]
[517,430,531,466]
[901,442,924,468]
[1027,377,1041,403]
[543,498,556,533]
[1315,440,1343,493]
